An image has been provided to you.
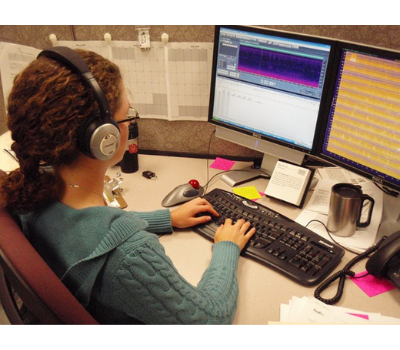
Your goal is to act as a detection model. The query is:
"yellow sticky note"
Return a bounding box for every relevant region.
[233,186,262,200]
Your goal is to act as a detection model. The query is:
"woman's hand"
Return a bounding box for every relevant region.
[214,218,256,251]
[170,197,219,229]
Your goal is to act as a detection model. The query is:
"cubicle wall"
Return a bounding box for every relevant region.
[1,25,399,159]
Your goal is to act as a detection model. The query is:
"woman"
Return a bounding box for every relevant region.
[0,48,256,324]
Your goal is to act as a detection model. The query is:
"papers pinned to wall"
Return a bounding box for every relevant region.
[0,40,213,122]
[0,43,41,109]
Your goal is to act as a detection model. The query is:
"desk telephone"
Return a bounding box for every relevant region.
[315,232,399,305]
[367,232,400,288]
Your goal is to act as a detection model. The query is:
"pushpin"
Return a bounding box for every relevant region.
[104,33,112,43]
[161,33,169,45]
[49,34,57,46]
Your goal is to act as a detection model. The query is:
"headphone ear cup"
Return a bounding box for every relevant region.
[79,117,120,161]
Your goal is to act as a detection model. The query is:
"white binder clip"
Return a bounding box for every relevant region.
[137,28,150,51]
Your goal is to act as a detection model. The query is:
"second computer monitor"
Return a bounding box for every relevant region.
[209,25,336,179]
[318,41,400,193]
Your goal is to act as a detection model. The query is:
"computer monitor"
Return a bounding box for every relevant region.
[318,41,400,194]
[208,25,336,186]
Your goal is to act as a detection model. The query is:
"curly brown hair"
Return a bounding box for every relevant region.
[0,49,123,213]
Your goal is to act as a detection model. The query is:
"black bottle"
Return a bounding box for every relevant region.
[121,121,139,173]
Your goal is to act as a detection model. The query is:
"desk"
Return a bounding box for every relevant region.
[1,131,399,324]
[107,154,400,324]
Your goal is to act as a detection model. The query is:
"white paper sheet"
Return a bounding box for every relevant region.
[278,296,400,324]
[0,42,40,107]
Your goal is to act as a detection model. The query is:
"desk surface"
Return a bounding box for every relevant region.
[107,154,400,324]
[1,131,399,324]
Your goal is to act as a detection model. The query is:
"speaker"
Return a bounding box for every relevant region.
[37,46,120,161]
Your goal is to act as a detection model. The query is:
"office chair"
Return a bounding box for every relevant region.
[0,171,98,325]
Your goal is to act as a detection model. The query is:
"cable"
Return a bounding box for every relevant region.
[70,25,77,41]
[314,235,388,305]
[204,127,271,194]
[373,182,399,197]
[203,169,229,194]
[203,129,266,193]
[205,129,216,194]
[305,220,363,255]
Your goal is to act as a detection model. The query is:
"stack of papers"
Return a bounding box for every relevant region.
[277,296,400,324]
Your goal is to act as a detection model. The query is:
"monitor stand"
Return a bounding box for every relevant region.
[214,126,306,187]
[221,166,270,187]
[221,154,278,187]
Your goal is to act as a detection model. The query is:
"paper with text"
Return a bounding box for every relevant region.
[265,161,311,206]
[0,43,40,108]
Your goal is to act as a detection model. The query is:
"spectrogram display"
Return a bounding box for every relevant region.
[325,50,400,183]
[238,45,323,88]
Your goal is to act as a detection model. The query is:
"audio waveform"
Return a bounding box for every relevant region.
[237,45,323,88]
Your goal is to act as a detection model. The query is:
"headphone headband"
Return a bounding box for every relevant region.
[38,47,111,120]
[37,46,120,161]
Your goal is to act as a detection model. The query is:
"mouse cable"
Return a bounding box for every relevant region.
[314,235,388,305]
[204,128,269,195]
[203,130,252,193]
[203,169,229,194]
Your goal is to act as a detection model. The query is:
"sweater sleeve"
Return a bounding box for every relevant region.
[98,233,240,324]
[134,209,173,234]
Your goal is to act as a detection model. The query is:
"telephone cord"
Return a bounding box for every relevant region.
[314,236,388,305]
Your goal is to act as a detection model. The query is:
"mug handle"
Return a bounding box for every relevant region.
[357,194,375,227]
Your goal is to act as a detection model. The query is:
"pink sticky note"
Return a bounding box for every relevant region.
[350,271,396,297]
[210,157,236,171]
[253,192,265,201]
[347,313,370,320]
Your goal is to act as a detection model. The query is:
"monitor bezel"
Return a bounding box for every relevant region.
[208,25,337,156]
[316,40,400,193]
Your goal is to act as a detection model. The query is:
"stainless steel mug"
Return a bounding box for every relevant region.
[327,183,375,237]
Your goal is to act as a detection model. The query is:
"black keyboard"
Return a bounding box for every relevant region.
[194,188,345,286]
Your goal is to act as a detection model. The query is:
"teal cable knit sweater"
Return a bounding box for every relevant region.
[19,203,241,324]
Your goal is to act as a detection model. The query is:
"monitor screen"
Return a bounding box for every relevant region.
[319,42,400,193]
[209,25,335,174]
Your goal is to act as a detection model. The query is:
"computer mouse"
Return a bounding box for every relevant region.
[162,180,204,207]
